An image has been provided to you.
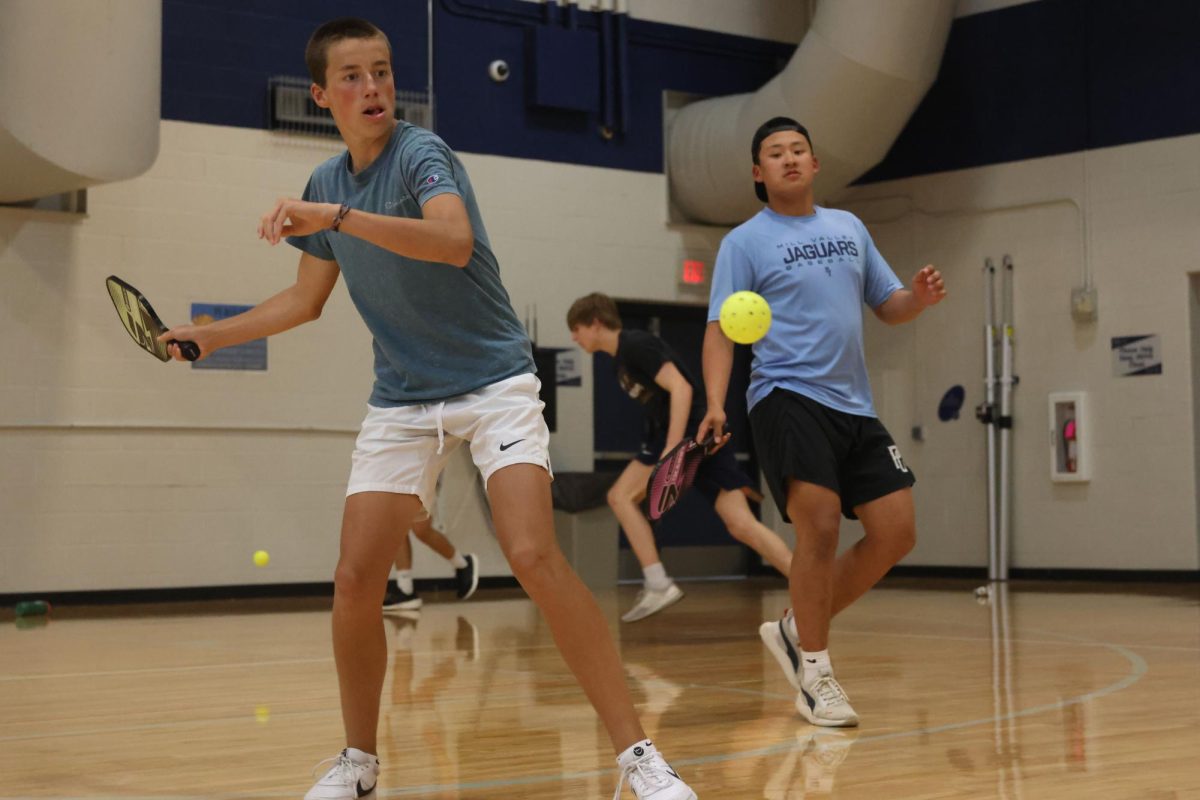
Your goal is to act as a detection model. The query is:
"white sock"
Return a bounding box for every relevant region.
[643,562,671,591]
[617,738,656,767]
[800,648,832,684]
[345,747,376,763]
[449,551,468,569]
[396,570,414,594]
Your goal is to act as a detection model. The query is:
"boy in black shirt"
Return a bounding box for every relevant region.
[568,293,792,621]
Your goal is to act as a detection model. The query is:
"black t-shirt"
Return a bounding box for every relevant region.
[614,330,706,441]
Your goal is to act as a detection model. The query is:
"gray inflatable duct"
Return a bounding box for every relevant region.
[668,0,957,225]
[0,0,161,202]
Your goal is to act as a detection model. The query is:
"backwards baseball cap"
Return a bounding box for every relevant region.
[751,117,812,203]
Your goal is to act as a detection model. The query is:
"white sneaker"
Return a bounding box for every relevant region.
[621,582,685,622]
[797,669,859,728]
[304,749,380,799]
[614,740,697,799]
[759,611,802,692]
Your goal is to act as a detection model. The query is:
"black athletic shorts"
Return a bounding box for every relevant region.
[750,388,915,521]
[637,431,753,503]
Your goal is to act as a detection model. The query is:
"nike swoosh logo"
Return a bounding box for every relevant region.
[499,439,525,451]
[666,767,681,780]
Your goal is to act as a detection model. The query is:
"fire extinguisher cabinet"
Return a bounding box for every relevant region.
[1049,392,1090,482]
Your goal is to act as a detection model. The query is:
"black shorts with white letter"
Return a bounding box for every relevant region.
[750,388,915,521]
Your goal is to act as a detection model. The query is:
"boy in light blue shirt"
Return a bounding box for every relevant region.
[710,204,903,416]
[700,117,946,728]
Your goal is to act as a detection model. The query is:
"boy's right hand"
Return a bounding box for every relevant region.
[157,324,211,362]
[697,407,732,451]
[258,198,340,245]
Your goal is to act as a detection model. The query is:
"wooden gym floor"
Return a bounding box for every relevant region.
[2,577,1197,798]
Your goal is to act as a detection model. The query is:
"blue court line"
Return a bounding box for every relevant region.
[0,636,1150,799]
[378,639,1148,797]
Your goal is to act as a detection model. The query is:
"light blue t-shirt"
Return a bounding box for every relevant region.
[708,206,903,416]
[287,122,534,406]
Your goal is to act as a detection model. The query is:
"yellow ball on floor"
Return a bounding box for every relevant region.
[719,291,772,344]
[253,550,270,568]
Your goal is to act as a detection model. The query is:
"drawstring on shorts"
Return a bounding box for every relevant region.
[434,401,446,454]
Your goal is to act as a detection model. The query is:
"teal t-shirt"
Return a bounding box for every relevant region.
[708,206,903,416]
[287,122,534,406]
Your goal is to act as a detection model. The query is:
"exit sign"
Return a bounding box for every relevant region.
[682,259,706,285]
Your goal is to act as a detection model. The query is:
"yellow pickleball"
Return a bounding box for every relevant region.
[253,549,270,568]
[719,291,772,344]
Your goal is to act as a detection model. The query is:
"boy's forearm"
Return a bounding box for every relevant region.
[205,286,320,350]
[876,289,926,325]
[337,210,472,267]
[702,322,734,409]
[665,385,692,449]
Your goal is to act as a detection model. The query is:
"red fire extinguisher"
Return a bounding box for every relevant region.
[1063,418,1077,473]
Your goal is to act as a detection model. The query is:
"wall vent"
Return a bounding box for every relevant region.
[268,77,432,136]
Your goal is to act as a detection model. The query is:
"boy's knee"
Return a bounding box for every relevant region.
[333,562,379,602]
[893,525,916,559]
[793,519,840,555]
[504,542,556,583]
[871,523,915,562]
[606,486,633,510]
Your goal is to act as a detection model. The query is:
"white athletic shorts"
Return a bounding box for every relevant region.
[347,372,553,514]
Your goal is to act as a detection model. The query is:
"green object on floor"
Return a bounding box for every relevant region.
[14,599,50,617]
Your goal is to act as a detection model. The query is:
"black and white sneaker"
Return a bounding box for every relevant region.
[305,749,379,800]
[454,554,479,600]
[798,668,859,728]
[759,609,802,691]
[382,584,422,611]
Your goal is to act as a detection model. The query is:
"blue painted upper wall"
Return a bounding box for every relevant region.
[859,0,1200,183]
[162,0,429,129]
[431,0,793,172]
[161,0,791,171]
[162,0,1200,181]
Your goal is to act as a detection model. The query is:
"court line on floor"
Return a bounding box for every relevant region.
[0,627,1142,721]
[4,635,1140,799]
[372,638,1149,797]
[0,623,1151,798]
[0,683,596,744]
[1,621,1174,685]
[0,643,565,683]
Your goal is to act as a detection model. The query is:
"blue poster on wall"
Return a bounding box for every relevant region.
[189,303,267,371]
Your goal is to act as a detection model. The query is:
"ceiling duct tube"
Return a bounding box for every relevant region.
[668,0,956,226]
[0,0,161,203]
